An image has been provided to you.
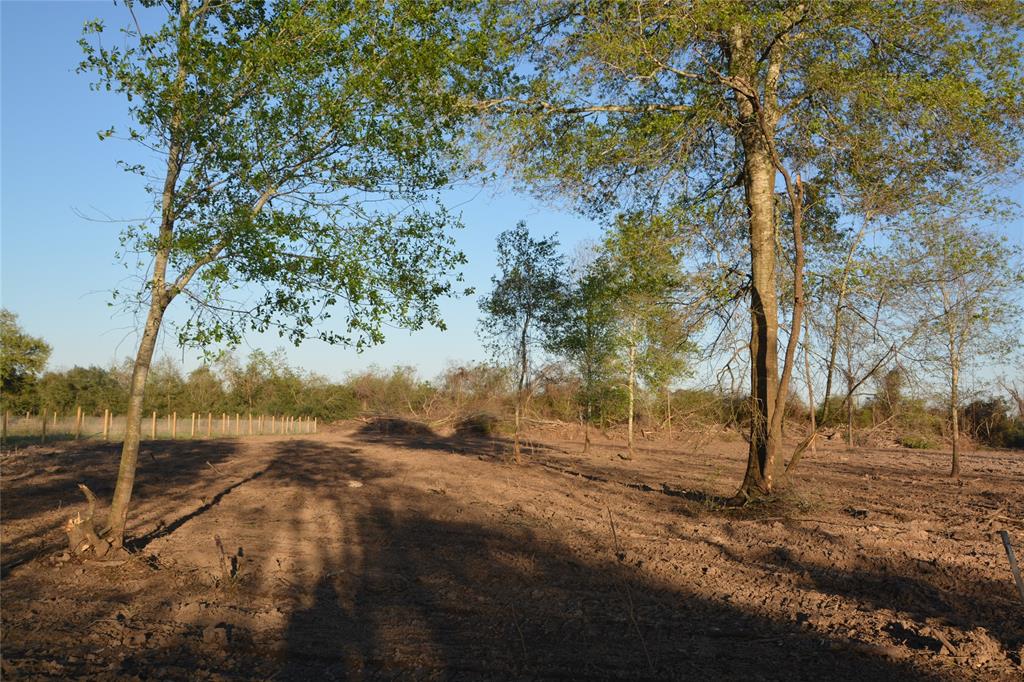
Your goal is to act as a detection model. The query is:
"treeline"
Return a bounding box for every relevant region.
[2,308,1021,448]
[1,342,358,421]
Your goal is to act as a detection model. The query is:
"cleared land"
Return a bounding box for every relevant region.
[2,421,1022,680]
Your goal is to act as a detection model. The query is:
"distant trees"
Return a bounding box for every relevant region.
[897,222,1023,478]
[479,223,566,463]
[38,366,128,415]
[0,309,51,412]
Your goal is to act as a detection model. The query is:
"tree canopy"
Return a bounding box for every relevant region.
[0,309,52,411]
[478,0,1024,498]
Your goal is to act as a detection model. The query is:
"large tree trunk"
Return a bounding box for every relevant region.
[728,24,784,501]
[106,267,170,548]
[738,152,780,498]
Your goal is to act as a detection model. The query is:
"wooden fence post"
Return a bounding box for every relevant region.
[235,413,240,436]
[75,406,82,440]
[271,415,276,434]
[248,412,253,435]
[191,412,196,438]
[41,411,47,444]
[172,411,178,439]
[103,409,110,440]
[151,411,157,439]
[53,411,58,428]
[314,417,317,434]
[2,410,8,443]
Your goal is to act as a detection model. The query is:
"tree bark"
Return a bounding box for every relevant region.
[727,23,786,501]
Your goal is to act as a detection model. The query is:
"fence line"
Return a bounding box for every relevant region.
[0,408,318,445]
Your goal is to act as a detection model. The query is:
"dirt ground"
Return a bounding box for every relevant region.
[2,420,1022,680]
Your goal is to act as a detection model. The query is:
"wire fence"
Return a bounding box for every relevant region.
[1,409,317,446]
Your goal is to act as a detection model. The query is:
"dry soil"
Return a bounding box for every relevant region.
[2,420,1022,680]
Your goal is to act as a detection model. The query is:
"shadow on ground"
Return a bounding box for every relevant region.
[264,443,934,679]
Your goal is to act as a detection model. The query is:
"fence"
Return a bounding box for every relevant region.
[0,408,317,445]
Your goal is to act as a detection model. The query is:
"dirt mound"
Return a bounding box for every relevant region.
[357,416,435,438]
[454,412,500,438]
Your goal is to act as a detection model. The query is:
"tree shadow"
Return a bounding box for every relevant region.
[266,445,937,680]
[352,416,561,461]
[5,435,1009,679]
[1,438,242,576]
[703,523,1024,662]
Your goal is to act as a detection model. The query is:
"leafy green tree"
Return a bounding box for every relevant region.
[482,1,1024,499]
[478,222,566,463]
[78,0,496,551]
[182,365,227,414]
[602,214,690,459]
[143,357,187,415]
[219,350,275,412]
[549,258,618,452]
[897,221,1023,478]
[0,309,51,412]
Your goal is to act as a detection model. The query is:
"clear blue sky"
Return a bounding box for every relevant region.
[2,2,1022,385]
[0,0,602,381]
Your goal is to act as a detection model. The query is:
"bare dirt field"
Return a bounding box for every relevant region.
[2,421,1023,680]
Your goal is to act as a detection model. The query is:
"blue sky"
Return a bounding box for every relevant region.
[2,1,1022,387]
[0,0,603,381]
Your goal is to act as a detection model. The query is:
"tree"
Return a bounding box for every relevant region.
[77,0,495,552]
[478,222,566,463]
[897,221,1023,478]
[38,366,128,416]
[0,309,51,412]
[602,214,690,460]
[549,258,618,453]
[481,1,1024,500]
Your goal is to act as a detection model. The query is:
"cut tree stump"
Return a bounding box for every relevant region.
[65,484,111,558]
